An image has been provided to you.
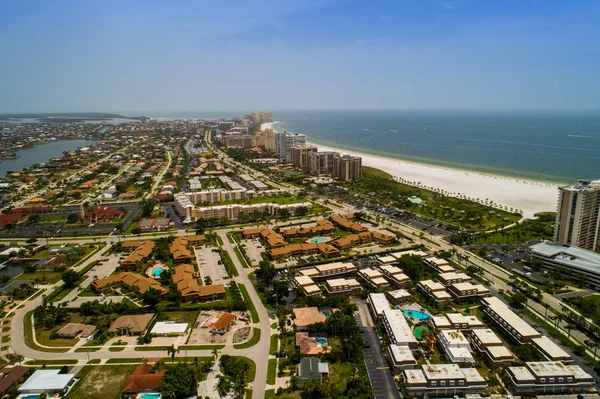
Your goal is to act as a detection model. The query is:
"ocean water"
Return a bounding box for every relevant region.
[270,110,600,184]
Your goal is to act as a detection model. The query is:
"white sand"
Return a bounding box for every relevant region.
[261,122,559,218]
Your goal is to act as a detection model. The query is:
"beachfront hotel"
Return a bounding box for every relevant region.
[554,180,600,251]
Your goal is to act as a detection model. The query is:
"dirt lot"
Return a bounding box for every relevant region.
[186,311,246,345]
[67,364,138,399]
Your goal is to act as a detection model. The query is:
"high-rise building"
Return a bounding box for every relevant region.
[306,151,336,175]
[217,121,235,131]
[257,128,276,152]
[290,145,318,169]
[251,111,273,124]
[275,132,307,161]
[223,134,256,148]
[554,180,600,251]
[333,154,362,182]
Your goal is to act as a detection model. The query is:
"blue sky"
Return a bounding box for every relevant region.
[0,0,599,113]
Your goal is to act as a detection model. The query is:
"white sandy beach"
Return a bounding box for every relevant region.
[261,122,559,218]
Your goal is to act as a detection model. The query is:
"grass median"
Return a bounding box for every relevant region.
[233,327,261,349]
[238,283,259,323]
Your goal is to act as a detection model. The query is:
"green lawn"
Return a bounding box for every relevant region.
[234,246,251,268]
[471,212,555,245]
[234,328,261,349]
[267,359,277,384]
[160,310,199,325]
[269,334,279,355]
[106,358,146,364]
[219,248,240,277]
[265,390,300,399]
[16,271,63,283]
[24,311,71,352]
[67,365,139,399]
[25,359,78,365]
[351,166,522,231]
[228,356,256,383]
[178,344,225,350]
[238,283,259,323]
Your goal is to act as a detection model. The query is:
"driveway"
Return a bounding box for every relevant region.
[353,300,400,399]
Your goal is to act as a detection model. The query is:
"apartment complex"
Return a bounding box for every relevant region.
[468,328,514,366]
[290,145,317,169]
[294,276,322,296]
[378,264,410,287]
[275,132,307,161]
[554,180,600,251]
[438,330,475,363]
[506,361,594,394]
[448,282,490,302]
[324,278,361,295]
[358,268,390,289]
[430,313,484,331]
[381,308,419,349]
[480,297,541,344]
[332,154,362,182]
[223,134,256,149]
[418,279,452,307]
[298,262,356,279]
[403,364,486,396]
[306,151,336,175]
[251,111,272,123]
[367,292,391,319]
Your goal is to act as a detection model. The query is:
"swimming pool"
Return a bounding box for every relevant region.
[320,310,331,317]
[22,395,39,399]
[309,237,329,243]
[151,267,164,277]
[403,309,431,321]
[140,393,162,399]
[315,337,328,346]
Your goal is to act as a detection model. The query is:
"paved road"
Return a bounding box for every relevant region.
[354,301,400,399]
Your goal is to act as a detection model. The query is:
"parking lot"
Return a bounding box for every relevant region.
[241,239,265,265]
[354,308,400,399]
[195,247,228,284]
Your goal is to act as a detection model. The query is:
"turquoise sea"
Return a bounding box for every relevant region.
[143,109,600,184]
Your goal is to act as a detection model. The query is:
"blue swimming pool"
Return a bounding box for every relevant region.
[309,237,328,243]
[151,267,164,277]
[22,395,39,399]
[141,393,162,399]
[403,310,431,321]
[315,337,328,346]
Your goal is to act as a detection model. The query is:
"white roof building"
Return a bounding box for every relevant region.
[19,369,75,394]
[368,293,391,319]
[382,308,418,349]
[438,329,475,363]
[151,321,188,335]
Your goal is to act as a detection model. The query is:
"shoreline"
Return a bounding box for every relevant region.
[261,122,559,218]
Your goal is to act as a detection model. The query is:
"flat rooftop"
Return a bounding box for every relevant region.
[530,241,600,275]
[532,336,571,360]
[482,297,541,338]
[471,328,503,345]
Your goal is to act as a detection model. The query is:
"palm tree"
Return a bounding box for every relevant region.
[212,348,220,361]
[216,375,230,398]
[167,344,179,364]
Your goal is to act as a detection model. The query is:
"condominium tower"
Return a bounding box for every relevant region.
[333,154,362,182]
[554,180,600,251]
